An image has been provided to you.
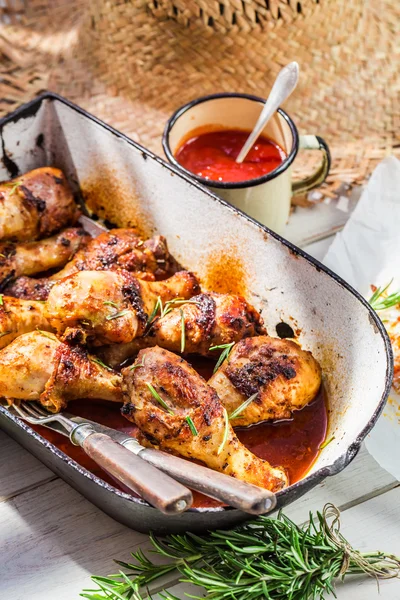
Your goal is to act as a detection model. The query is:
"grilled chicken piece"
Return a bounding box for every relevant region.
[3,275,53,301]
[101,292,265,368]
[51,229,172,282]
[0,227,89,288]
[0,167,79,242]
[121,347,287,492]
[0,331,122,412]
[0,296,52,349]
[45,269,200,345]
[209,336,322,427]
[5,230,173,300]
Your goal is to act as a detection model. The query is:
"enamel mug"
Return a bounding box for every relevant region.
[163,93,331,234]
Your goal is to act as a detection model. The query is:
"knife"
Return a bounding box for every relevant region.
[65,413,277,515]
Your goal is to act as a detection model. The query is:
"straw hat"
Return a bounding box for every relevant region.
[0,0,399,203]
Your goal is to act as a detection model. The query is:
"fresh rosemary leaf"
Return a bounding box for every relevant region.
[147,296,163,325]
[146,382,174,415]
[185,415,198,436]
[229,392,259,420]
[106,309,130,321]
[130,358,145,371]
[319,435,335,450]
[0,254,5,259]
[4,180,22,195]
[180,308,185,353]
[36,329,54,341]
[82,504,400,600]
[103,300,120,309]
[217,407,229,455]
[91,357,113,371]
[369,279,400,311]
[209,342,235,373]
[0,294,3,306]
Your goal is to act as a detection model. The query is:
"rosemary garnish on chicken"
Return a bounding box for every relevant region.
[369,279,400,311]
[81,504,400,600]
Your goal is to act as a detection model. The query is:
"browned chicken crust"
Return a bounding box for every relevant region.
[209,336,322,427]
[0,296,53,349]
[0,227,89,288]
[0,167,79,242]
[45,269,200,346]
[4,275,54,301]
[0,331,122,412]
[51,229,173,282]
[101,291,265,368]
[121,346,288,492]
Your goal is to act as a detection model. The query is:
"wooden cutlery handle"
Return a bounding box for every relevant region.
[82,432,193,514]
[139,447,276,515]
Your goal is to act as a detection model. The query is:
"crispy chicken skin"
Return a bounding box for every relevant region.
[121,347,287,492]
[0,331,122,412]
[51,229,172,282]
[0,296,52,349]
[45,269,200,345]
[209,336,322,427]
[0,168,79,242]
[4,230,173,300]
[0,227,89,288]
[4,275,54,301]
[102,292,265,368]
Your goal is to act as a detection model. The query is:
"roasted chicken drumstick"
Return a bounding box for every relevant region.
[5,230,173,300]
[102,292,265,367]
[0,331,122,412]
[209,336,322,427]
[0,227,89,288]
[0,296,52,349]
[0,167,79,242]
[121,347,288,492]
[45,269,200,345]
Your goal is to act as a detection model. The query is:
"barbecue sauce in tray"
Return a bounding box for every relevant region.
[31,356,328,509]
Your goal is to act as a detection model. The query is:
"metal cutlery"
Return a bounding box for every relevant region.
[10,401,193,515]
[63,413,277,515]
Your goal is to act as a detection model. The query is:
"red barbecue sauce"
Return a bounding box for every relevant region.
[175,129,286,183]
[31,356,327,509]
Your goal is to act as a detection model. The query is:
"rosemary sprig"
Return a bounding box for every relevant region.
[185,415,198,436]
[0,294,3,306]
[146,382,174,415]
[180,308,185,353]
[147,297,201,327]
[106,309,130,321]
[4,180,22,195]
[147,296,163,326]
[103,300,120,309]
[91,356,113,371]
[319,435,335,450]
[217,407,229,455]
[369,279,400,311]
[209,342,235,373]
[81,504,400,600]
[36,329,55,341]
[229,392,259,420]
[130,357,146,371]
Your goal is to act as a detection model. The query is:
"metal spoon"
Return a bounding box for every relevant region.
[235,62,299,164]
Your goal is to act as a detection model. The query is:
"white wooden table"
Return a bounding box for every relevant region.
[1,204,400,600]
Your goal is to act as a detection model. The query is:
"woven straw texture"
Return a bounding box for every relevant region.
[0,0,399,204]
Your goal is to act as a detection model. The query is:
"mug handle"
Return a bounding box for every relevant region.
[292,135,331,196]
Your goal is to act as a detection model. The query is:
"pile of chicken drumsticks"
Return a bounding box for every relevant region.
[0,167,322,492]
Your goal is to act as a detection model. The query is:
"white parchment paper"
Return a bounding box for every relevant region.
[323,156,400,480]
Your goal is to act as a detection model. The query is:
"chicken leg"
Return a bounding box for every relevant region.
[209,336,322,426]
[0,167,79,242]
[45,269,200,345]
[0,330,122,412]
[0,296,53,349]
[121,346,287,492]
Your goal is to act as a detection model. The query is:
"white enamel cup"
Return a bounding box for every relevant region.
[163,93,330,234]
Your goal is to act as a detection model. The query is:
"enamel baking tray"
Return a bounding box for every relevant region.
[0,93,392,534]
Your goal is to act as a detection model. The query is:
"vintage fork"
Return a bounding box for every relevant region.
[11,401,193,514]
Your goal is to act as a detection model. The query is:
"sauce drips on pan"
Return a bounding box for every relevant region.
[31,356,327,509]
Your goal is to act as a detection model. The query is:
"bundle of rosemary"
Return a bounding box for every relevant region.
[80,504,399,600]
